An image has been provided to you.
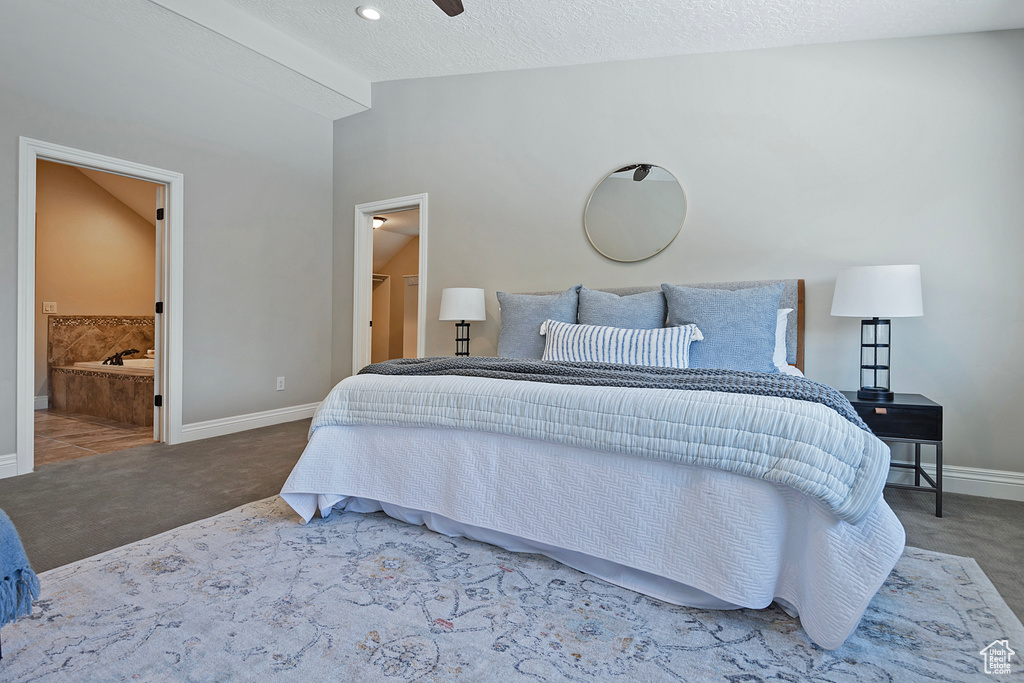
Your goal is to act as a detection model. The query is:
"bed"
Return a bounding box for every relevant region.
[281,279,905,650]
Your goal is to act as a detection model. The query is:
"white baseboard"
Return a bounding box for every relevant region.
[0,453,19,479]
[179,402,319,443]
[888,459,1024,502]
[34,395,48,410]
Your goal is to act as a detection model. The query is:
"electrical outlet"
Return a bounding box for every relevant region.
[276,376,285,391]
[42,302,57,314]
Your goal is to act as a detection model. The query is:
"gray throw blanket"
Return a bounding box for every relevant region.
[0,509,39,632]
[360,357,869,431]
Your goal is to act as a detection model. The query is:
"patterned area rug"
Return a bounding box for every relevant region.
[2,497,1021,681]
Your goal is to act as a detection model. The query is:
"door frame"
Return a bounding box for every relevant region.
[352,194,428,373]
[15,137,185,478]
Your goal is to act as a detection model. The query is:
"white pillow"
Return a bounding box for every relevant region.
[774,308,794,368]
[540,319,703,368]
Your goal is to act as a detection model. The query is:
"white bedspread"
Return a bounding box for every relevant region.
[310,373,889,524]
[281,424,905,650]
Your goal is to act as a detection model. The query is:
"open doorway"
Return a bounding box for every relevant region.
[352,194,428,373]
[33,160,161,465]
[12,138,185,480]
[371,208,420,363]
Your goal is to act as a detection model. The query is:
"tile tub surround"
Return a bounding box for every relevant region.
[51,367,154,427]
[47,315,155,371]
[46,315,155,426]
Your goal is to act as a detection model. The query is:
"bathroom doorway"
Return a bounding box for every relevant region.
[33,161,161,465]
[13,138,185,479]
[370,208,420,364]
[352,194,428,373]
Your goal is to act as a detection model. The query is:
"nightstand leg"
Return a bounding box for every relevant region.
[935,443,943,518]
[915,443,921,487]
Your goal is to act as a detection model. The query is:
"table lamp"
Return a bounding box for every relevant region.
[831,265,923,401]
[439,288,486,356]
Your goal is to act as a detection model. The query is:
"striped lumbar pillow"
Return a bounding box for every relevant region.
[540,319,703,368]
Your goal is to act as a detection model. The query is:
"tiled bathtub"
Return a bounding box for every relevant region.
[47,316,155,427]
[50,366,154,426]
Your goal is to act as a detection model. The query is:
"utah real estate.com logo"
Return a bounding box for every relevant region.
[980,640,1015,675]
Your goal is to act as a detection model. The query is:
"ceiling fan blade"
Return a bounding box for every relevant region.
[432,0,464,16]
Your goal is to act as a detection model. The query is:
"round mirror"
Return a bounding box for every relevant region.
[583,164,687,262]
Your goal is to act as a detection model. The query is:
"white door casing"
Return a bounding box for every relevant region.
[14,137,185,478]
[352,194,428,373]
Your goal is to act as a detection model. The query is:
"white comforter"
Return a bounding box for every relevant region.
[281,421,905,650]
[307,373,890,524]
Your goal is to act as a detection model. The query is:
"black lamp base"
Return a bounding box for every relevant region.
[857,317,893,402]
[454,321,471,357]
[858,386,894,402]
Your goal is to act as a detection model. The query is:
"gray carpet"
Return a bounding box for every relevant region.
[2,496,1022,681]
[0,419,309,572]
[1,418,1021,624]
[884,487,1024,621]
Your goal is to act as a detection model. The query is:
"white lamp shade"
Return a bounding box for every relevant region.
[439,288,486,321]
[831,265,923,318]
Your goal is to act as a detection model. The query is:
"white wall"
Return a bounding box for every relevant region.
[333,30,1024,474]
[0,0,334,456]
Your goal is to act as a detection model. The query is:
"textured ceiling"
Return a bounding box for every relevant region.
[219,0,1024,82]
[38,0,1024,119]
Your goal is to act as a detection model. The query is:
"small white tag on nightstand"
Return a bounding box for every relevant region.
[875,408,887,415]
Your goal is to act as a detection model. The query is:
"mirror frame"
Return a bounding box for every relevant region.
[583,163,687,263]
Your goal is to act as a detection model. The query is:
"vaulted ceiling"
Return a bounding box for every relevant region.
[46,0,1024,120]
[77,168,161,228]
[373,209,420,272]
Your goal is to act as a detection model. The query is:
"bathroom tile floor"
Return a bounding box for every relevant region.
[34,409,155,466]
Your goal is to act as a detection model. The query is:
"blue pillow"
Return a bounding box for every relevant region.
[540,319,702,368]
[661,283,784,373]
[497,285,581,359]
[578,287,666,329]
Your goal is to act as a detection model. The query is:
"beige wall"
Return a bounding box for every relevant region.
[370,277,391,364]
[334,30,1024,475]
[34,161,157,399]
[376,237,419,359]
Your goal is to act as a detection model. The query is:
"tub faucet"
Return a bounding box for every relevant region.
[103,349,139,366]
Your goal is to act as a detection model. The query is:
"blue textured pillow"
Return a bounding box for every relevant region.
[578,287,666,329]
[662,283,784,372]
[540,319,702,368]
[497,285,581,359]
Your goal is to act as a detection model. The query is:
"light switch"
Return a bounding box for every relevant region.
[42,302,57,314]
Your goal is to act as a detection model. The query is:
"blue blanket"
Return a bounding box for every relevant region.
[0,509,39,629]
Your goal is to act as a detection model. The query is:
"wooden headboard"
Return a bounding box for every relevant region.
[523,279,806,372]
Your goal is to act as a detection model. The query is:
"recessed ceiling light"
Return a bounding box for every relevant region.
[356,6,382,21]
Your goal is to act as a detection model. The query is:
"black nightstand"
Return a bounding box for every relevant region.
[842,391,943,517]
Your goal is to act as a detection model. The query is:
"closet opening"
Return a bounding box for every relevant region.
[351,194,428,373]
[370,208,421,363]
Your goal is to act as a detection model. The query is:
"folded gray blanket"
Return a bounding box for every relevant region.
[0,509,39,631]
[360,357,868,431]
